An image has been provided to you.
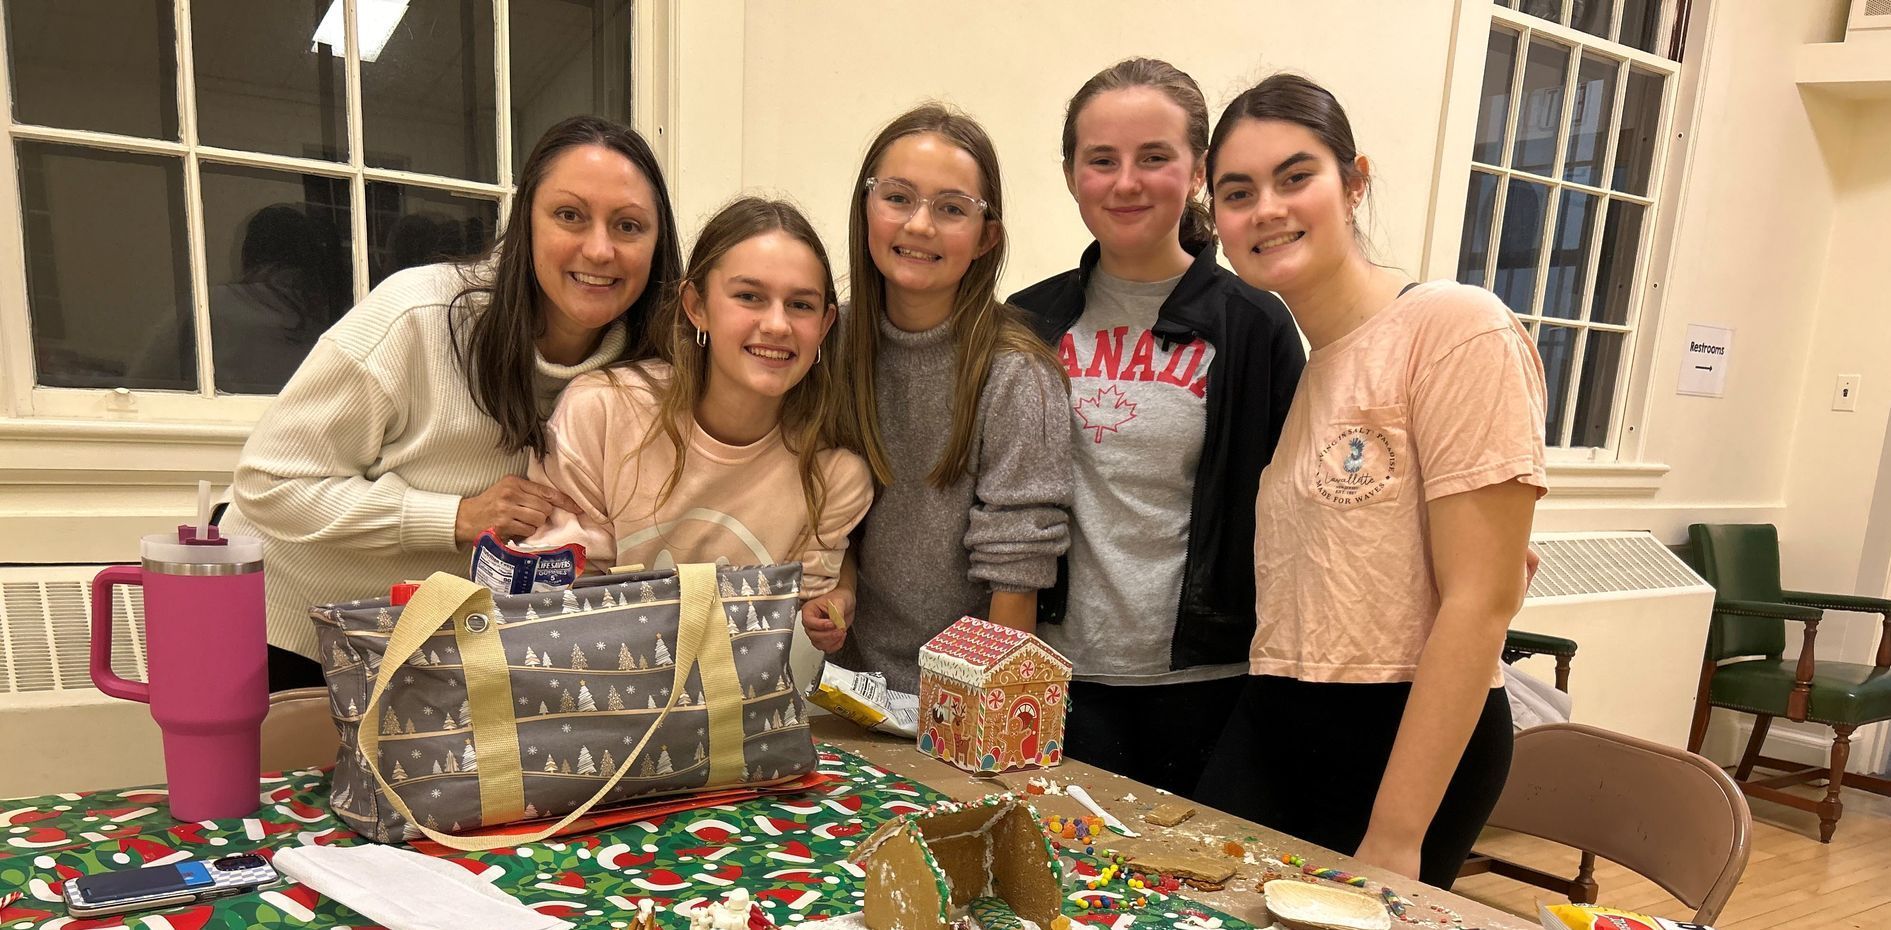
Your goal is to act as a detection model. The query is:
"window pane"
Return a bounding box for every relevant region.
[1512,39,1570,177]
[1457,171,1501,289]
[1571,330,1624,448]
[17,142,193,391]
[1590,200,1645,325]
[366,183,498,288]
[361,0,498,182]
[192,0,347,161]
[1620,0,1667,55]
[1563,53,1618,186]
[4,0,178,139]
[1473,28,1519,166]
[1572,0,1613,39]
[1543,191,1598,320]
[1537,324,1578,445]
[200,164,354,395]
[1612,68,1663,196]
[1495,179,1549,313]
[1518,0,1562,22]
[510,0,634,173]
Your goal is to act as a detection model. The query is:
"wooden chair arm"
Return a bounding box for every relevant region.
[1789,615,1821,722]
[1716,599,1822,721]
[1780,591,1891,669]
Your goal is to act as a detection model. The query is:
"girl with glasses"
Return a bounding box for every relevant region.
[811,104,1073,709]
[1008,59,1305,798]
[524,197,872,612]
[1195,74,1546,885]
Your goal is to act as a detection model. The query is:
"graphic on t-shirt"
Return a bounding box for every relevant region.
[1058,327,1210,397]
[1074,385,1138,443]
[615,506,775,569]
[1314,426,1398,506]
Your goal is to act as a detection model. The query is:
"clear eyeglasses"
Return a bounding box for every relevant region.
[864,177,989,229]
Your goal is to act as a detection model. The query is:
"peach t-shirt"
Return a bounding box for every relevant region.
[526,362,873,599]
[1250,282,1548,684]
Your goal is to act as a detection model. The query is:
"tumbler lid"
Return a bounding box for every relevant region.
[140,525,263,572]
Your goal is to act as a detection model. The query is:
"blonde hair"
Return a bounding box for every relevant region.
[844,103,1065,489]
[615,196,847,545]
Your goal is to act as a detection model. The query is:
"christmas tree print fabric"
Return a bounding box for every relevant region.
[313,564,814,842]
[0,747,1257,930]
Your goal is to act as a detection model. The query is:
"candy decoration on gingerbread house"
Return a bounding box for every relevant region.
[917,617,1070,774]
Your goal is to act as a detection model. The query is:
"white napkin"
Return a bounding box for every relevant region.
[275,843,573,930]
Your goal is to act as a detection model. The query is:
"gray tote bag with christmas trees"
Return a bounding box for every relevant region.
[309,562,816,849]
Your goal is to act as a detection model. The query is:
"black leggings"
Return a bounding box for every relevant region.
[1195,675,1512,888]
[1062,676,1246,800]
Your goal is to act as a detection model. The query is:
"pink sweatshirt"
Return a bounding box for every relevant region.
[526,362,873,599]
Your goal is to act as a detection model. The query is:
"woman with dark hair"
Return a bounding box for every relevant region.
[1007,59,1303,797]
[221,116,683,691]
[1195,74,1546,886]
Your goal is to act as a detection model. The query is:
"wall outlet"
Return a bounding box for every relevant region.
[1834,374,1861,412]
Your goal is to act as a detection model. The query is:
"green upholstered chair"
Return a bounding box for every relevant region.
[1682,523,1891,842]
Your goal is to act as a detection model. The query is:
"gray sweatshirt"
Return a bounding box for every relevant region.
[835,314,1073,694]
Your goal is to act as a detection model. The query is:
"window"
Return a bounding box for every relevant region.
[0,0,634,420]
[1456,0,1688,451]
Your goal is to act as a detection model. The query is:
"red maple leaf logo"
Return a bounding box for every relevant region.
[1074,385,1137,443]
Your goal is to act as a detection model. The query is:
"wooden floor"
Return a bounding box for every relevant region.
[1454,781,1891,928]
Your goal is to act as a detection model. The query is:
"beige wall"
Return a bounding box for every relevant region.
[714,1,1458,295]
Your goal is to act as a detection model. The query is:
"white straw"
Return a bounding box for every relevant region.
[196,479,212,539]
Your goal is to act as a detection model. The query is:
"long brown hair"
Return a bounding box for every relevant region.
[625,196,846,546]
[451,116,683,455]
[845,103,1065,489]
[1061,58,1216,252]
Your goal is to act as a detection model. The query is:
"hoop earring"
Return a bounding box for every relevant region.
[695,328,707,348]
[815,346,821,364]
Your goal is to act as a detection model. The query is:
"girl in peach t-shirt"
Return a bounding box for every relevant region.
[1196,75,1547,888]
[526,198,872,651]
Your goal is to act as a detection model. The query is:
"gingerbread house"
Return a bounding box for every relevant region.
[852,795,1063,930]
[917,617,1070,774]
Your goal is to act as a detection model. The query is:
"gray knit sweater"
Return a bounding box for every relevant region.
[834,314,1073,694]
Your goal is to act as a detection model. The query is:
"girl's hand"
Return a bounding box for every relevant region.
[1350,828,1422,881]
[801,588,854,653]
[455,475,577,546]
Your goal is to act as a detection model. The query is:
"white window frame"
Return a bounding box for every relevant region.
[0,0,672,429]
[1425,0,1716,490]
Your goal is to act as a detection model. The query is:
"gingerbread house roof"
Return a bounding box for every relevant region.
[918,617,1071,687]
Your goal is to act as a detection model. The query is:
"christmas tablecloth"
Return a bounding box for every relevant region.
[0,747,1253,930]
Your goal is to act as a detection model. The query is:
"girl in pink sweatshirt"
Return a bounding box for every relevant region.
[527,198,872,646]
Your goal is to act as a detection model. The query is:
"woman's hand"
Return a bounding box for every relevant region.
[1351,828,1422,881]
[455,475,578,546]
[801,588,854,653]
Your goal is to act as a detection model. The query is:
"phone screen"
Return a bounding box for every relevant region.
[75,862,214,901]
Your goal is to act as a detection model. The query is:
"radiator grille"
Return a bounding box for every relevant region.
[1867,0,1891,18]
[1527,534,1705,599]
[0,568,146,694]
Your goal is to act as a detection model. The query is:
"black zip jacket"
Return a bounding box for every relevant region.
[1008,240,1305,670]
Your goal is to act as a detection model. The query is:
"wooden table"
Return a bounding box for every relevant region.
[810,716,1536,930]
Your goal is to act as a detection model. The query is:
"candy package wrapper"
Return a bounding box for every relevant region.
[806,663,920,737]
[469,530,584,594]
[1538,904,1713,930]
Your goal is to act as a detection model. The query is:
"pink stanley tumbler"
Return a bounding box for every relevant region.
[91,525,268,821]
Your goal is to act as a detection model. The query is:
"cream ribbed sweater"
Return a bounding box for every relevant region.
[221,263,630,659]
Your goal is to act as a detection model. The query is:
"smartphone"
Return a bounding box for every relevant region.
[64,853,280,918]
